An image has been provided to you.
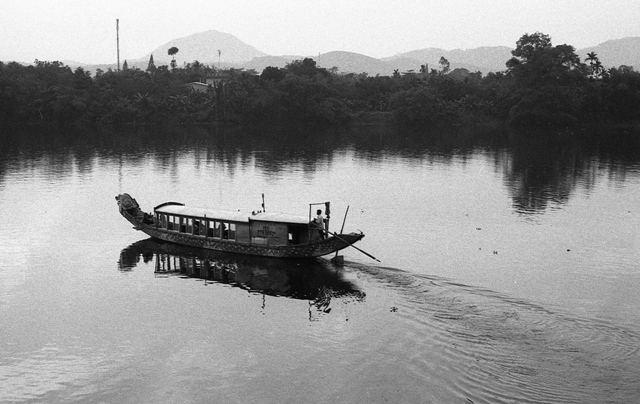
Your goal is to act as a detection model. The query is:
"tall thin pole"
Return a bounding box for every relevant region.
[116,19,120,71]
[333,205,349,261]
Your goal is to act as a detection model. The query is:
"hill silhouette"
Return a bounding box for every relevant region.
[126,30,267,69]
[382,46,511,74]
[49,30,640,76]
[578,37,640,69]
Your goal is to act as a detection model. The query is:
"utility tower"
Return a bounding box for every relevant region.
[116,19,120,71]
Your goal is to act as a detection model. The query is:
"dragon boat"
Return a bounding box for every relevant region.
[115,193,364,259]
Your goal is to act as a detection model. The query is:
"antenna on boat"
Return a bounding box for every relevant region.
[261,193,265,212]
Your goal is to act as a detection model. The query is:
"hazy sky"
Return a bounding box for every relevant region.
[2,0,639,64]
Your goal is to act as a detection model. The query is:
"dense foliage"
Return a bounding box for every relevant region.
[1,33,639,129]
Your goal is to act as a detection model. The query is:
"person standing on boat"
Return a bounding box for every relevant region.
[315,209,327,239]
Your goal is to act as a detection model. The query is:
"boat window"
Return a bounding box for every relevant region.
[186,218,193,234]
[180,217,187,233]
[212,221,221,239]
[207,220,214,237]
[170,215,179,231]
[289,231,299,244]
[193,219,202,236]
[225,223,236,240]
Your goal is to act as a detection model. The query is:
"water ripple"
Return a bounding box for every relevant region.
[347,262,640,404]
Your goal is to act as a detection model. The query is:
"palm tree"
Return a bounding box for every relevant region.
[585,52,602,78]
[168,47,179,69]
[594,60,604,78]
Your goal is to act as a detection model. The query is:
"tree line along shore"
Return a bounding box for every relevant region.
[1,33,639,131]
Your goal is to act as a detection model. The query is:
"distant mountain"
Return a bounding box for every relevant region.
[578,37,640,69]
[125,30,267,69]
[383,46,512,75]
[317,51,393,76]
[447,47,514,72]
[44,31,638,77]
[243,52,402,77]
[243,55,300,72]
[245,50,504,77]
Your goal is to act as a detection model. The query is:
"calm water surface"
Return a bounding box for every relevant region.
[1,125,640,403]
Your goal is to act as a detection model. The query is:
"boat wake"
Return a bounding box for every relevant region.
[342,261,640,404]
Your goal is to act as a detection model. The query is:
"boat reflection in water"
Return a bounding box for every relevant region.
[118,238,365,315]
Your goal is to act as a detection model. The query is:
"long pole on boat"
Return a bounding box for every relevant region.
[329,229,380,262]
[262,193,265,212]
[334,205,350,261]
[339,205,349,234]
[315,223,379,262]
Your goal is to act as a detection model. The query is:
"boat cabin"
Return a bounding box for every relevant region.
[153,203,317,247]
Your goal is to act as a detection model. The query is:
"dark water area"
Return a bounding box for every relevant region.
[1,124,640,403]
[118,238,366,308]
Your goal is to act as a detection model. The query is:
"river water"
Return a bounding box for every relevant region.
[1,124,639,403]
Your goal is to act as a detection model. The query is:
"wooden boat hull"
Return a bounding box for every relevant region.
[118,202,364,259]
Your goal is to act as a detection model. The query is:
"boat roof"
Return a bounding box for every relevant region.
[251,211,310,225]
[155,204,309,225]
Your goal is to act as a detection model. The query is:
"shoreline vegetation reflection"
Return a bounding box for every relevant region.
[2,123,639,216]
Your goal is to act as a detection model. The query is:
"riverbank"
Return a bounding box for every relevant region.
[3,45,640,130]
